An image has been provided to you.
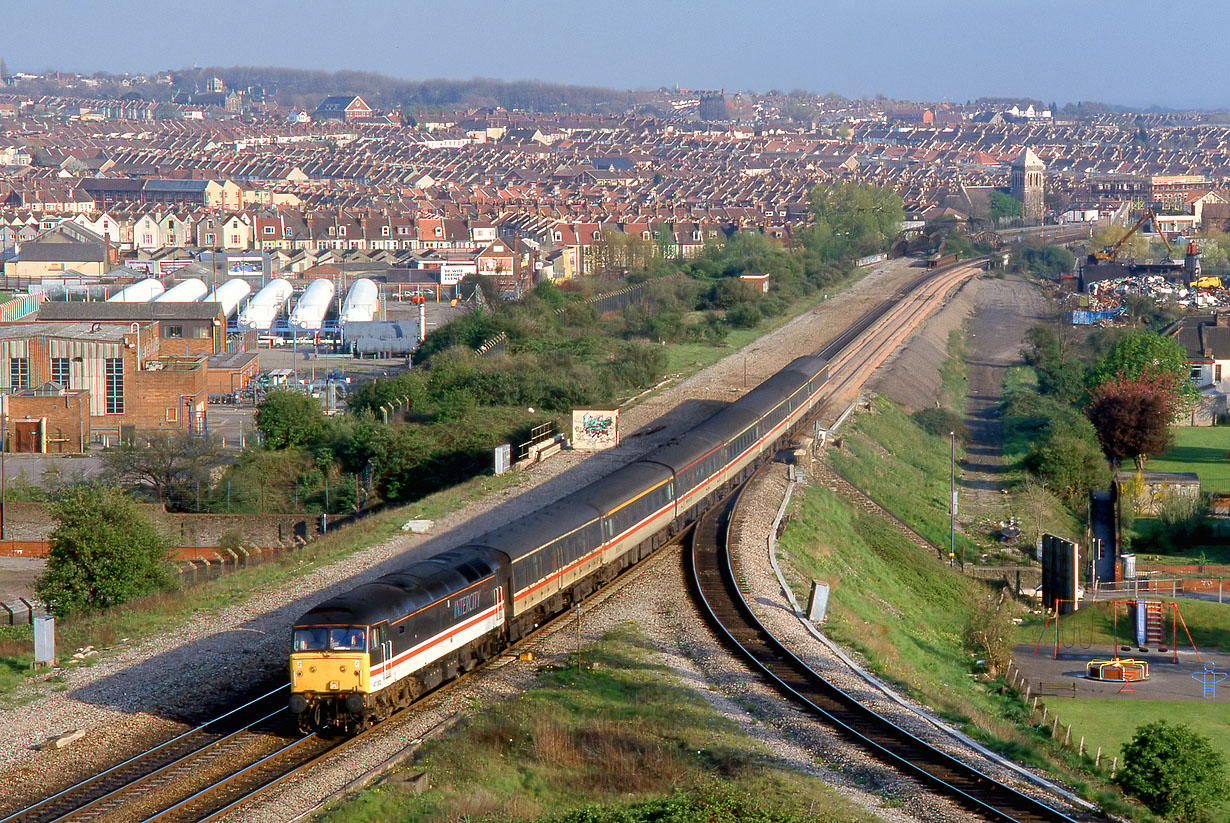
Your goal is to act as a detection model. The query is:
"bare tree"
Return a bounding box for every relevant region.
[102,431,224,508]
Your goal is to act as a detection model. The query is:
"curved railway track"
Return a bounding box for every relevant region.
[687,471,1088,823]
[8,256,1007,823]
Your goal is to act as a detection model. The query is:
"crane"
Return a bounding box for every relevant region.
[1088,208,1168,262]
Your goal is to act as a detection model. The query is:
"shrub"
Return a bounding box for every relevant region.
[1116,721,1227,822]
[911,407,968,441]
[34,485,176,618]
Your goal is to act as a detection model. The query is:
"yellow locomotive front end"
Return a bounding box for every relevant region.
[289,625,372,732]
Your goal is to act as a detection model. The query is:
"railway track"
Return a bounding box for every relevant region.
[687,472,1089,823]
[6,255,1007,822]
[0,687,299,823]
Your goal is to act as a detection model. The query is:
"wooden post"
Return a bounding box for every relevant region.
[1064,724,1071,746]
[1051,716,1058,737]
[1041,706,1048,724]
[1032,696,1038,712]
[1079,737,1085,757]
[1095,747,1102,768]
[1111,756,1117,778]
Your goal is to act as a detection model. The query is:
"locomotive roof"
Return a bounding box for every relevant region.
[468,499,600,560]
[294,546,502,627]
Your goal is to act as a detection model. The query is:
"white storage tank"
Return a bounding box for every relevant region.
[339,278,379,324]
[288,279,335,330]
[237,278,293,331]
[154,278,208,303]
[106,279,165,303]
[204,279,253,318]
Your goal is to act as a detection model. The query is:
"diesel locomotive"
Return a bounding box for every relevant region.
[289,355,829,732]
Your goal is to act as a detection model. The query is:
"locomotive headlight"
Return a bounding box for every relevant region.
[339,664,346,673]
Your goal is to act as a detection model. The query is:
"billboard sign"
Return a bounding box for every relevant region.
[439,262,476,285]
[571,407,618,451]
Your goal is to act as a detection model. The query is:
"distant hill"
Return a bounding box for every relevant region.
[172,66,641,113]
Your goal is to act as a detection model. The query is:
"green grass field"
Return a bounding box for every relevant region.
[1148,428,1230,492]
[1053,699,1230,818]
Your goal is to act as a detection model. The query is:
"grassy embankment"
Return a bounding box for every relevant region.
[779,328,1161,815]
[316,627,888,823]
[775,446,1138,814]
[0,260,893,701]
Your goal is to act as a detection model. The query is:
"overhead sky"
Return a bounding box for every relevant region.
[10,0,1230,109]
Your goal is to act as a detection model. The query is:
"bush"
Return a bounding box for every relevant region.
[1025,431,1108,504]
[34,485,176,618]
[911,407,968,441]
[1116,721,1227,822]
[726,302,761,329]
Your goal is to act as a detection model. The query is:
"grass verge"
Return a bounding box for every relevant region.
[776,481,1142,818]
[828,397,983,560]
[316,626,887,823]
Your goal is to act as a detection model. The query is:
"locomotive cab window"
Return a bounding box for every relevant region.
[292,626,368,652]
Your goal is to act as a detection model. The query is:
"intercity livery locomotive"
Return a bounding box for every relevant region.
[289,355,829,732]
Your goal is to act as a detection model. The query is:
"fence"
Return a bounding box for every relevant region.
[1004,659,1121,778]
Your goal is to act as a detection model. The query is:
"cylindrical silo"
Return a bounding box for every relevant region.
[154,278,208,303]
[339,278,379,324]
[288,279,336,330]
[107,279,165,303]
[204,279,253,318]
[237,278,293,330]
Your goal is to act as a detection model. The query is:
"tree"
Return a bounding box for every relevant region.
[990,190,1021,223]
[1090,223,1150,260]
[255,389,325,450]
[1086,374,1176,470]
[1086,330,1199,412]
[1025,431,1107,503]
[102,431,224,507]
[805,182,904,262]
[34,485,175,618]
[1117,721,1227,822]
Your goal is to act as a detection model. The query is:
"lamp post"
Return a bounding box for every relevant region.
[949,431,956,569]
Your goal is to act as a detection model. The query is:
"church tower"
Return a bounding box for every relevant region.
[1009,148,1045,223]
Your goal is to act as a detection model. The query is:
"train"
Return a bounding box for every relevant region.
[289,355,830,732]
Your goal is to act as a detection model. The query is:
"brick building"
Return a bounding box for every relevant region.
[38,301,228,357]
[0,321,208,449]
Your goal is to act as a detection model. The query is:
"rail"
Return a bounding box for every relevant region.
[686,472,1082,823]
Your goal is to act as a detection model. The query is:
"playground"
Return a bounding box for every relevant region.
[1013,597,1230,703]
[1012,597,1230,776]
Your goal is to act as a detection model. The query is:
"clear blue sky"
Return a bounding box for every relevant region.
[10,0,1230,109]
